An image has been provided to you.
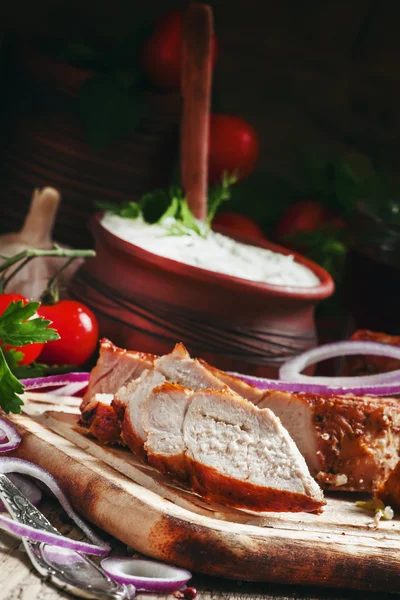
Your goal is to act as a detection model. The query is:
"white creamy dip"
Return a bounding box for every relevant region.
[101,214,320,288]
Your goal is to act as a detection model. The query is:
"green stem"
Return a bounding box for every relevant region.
[41,256,77,305]
[0,257,34,293]
[0,246,95,275]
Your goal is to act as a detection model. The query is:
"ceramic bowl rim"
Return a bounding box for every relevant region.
[91,213,335,301]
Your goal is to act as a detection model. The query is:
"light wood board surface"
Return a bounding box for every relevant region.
[2,393,400,595]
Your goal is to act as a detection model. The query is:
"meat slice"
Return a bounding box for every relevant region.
[198,359,264,404]
[119,370,166,457]
[143,386,324,512]
[155,343,228,391]
[257,390,400,493]
[345,330,400,376]
[142,382,192,481]
[79,393,121,445]
[375,460,400,510]
[81,339,155,413]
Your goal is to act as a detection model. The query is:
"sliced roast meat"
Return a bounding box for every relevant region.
[155,343,228,391]
[345,330,400,376]
[79,393,121,445]
[81,338,156,413]
[142,382,192,481]
[257,390,400,493]
[375,460,400,510]
[142,385,324,512]
[198,359,265,404]
[119,370,166,457]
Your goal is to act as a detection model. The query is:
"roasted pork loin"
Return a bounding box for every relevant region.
[345,330,400,376]
[79,339,400,509]
[81,338,155,413]
[141,383,324,511]
[257,390,400,493]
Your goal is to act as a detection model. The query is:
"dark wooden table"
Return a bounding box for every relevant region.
[0,498,398,600]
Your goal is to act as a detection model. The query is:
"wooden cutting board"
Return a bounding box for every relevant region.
[7,397,400,594]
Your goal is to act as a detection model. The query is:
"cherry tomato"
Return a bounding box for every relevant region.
[275,199,344,247]
[0,293,44,365]
[212,212,266,241]
[38,300,99,367]
[141,10,218,90]
[208,115,260,185]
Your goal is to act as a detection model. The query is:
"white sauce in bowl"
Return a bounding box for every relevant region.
[101,214,320,288]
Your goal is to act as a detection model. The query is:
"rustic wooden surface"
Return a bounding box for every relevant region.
[3,397,400,596]
[1,498,400,600]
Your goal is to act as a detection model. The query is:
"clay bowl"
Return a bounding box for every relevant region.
[69,214,334,377]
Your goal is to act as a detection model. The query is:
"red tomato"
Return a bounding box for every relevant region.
[0,293,44,365]
[212,212,266,240]
[275,199,344,243]
[142,10,219,90]
[208,115,260,185]
[38,300,99,367]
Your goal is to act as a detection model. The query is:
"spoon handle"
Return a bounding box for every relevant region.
[180,3,213,220]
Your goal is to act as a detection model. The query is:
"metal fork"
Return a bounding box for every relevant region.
[0,474,132,599]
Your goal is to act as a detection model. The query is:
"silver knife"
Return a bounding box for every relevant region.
[0,474,132,599]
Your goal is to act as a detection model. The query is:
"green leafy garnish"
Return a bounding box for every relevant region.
[142,188,182,224]
[0,301,60,414]
[0,347,24,414]
[0,301,59,346]
[207,172,238,225]
[3,348,73,379]
[356,498,394,525]
[96,200,141,220]
[165,199,205,237]
[97,173,237,238]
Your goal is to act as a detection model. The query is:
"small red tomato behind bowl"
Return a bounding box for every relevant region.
[0,293,44,365]
[142,9,219,90]
[275,199,345,248]
[212,212,266,241]
[208,115,260,185]
[38,299,99,367]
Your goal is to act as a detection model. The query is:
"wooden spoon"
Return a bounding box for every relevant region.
[180,3,214,220]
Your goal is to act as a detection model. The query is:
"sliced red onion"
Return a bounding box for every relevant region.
[21,372,90,392]
[228,371,400,397]
[0,457,110,555]
[0,474,42,512]
[0,513,108,555]
[50,382,89,397]
[101,558,192,593]
[0,418,21,453]
[279,341,400,387]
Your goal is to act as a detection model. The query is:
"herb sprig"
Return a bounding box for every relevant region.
[0,301,59,414]
[98,172,237,237]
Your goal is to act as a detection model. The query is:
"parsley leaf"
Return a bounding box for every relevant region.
[97,173,237,237]
[0,346,24,414]
[2,348,73,379]
[0,301,60,413]
[207,172,238,225]
[0,301,59,346]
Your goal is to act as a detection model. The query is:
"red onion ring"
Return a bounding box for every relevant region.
[21,372,90,392]
[279,341,400,387]
[0,513,108,555]
[228,371,400,397]
[0,418,22,453]
[0,457,110,555]
[101,558,192,592]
